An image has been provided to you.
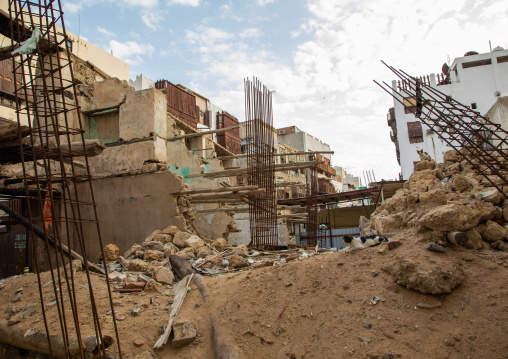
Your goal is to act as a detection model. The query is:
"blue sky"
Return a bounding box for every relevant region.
[61,0,508,183]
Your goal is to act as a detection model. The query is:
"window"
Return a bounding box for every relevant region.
[471,103,477,110]
[462,58,491,69]
[497,55,508,64]
[407,121,424,144]
[403,96,417,114]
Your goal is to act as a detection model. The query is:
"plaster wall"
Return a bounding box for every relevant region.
[485,95,508,148]
[71,171,184,260]
[229,215,289,246]
[393,49,508,179]
[129,74,155,91]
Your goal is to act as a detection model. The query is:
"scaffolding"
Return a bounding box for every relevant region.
[7,0,121,357]
[375,62,508,198]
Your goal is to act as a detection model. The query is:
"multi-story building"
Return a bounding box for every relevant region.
[387,47,508,179]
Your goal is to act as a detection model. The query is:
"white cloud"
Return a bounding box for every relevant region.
[168,0,201,6]
[97,26,116,38]
[108,40,155,66]
[123,0,159,7]
[239,28,262,38]
[62,1,82,14]
[141,10,165,31]
[256,0,275,5]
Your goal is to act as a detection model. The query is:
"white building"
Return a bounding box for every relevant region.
[388,47,508,179]
[129,74,155,91]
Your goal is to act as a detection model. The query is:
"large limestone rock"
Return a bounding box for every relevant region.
[162,225,180,236]
[443,150,462,163]
[387,255,465,294]
[144,250,164,262]
[373,213,404,236]
[414,160,436,171]
[185,235,205,250]
[101,244,120,262]
[232,245,249,257]
[477,220,507,244]
[124,244,142,258]
[142,241,165,252]
[144,230,161,242]
[467,201,497,222]
[212,238,228,252]
[450,174,471,193]
[128,259,148,272]
[229,254,249,269]
[406,169,440,193]
[154,267,174,285]
[173,231,192,248]
[464,228,483,250]
[419,204,480,232]
[418,188,447,206]
[476,187,504,205]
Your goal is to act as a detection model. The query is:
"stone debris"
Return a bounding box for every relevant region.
[171,321,197,348]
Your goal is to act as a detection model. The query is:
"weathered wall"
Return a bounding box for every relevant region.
[485,95,508,149]
[229,215,289,246]
[71,171,184,259]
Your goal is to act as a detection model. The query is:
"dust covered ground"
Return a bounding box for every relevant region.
[2,232,508,359]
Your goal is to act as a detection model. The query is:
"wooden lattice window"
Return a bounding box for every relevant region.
[407,121,424,144]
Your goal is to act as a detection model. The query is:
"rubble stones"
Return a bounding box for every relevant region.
[128,259,149,272]
[232,245,249,257]
[229,254,249,269]
[414,160,436,171]
[464,229,483,250]
[418,188,447,206]
[359,216,375,236]
[503,201,508,221]
[468,201,498,222]
[135,250,145,259]
[142,241,165,252]
[477,187,504,205]
[443,150,462,163]
[172,322,197,348]
[109,271,127,282]
[419,204,480,232]
[144,230,161,243]
[450,174,471,193]
[144,279,163,292]
[125,282,145,290]
[145,261,162,277]
[212,238,228,252]
[373,214,404,237]
[405,169,440,193]
[173,231,192,248]
[154,267,174,285]
[101,244,120,262]
[388,256,465,294]
[477,220,507,244]
[124,244,142,258]
[153,233,173,244]
[184,235,205,250]
[195,246,213,258]
[162,225,180,236]
[144,250,164,262]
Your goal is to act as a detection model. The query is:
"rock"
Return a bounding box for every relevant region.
[443,150,462,163]
[128,259,148,272]
[172,322,197,348]
[174,251,190,260]
[109,271,127,282]
[195,246,213,258]
[450,174,471,193]
[142,241,165,252]
[101,244,120,262]
[418,188,447,205]
[372,214,403,236]
[406,169,440,193]
[359,216,375,236]
[172,231,192,248]
[388,241,402,250]
[184,235,204,250]
[145,261,162,276]
[125,282,145,290]
[144,250,164,262]
[153,233,173,244]
[464,229,483,250]
[8,312,23,325]
[414,160,436,171]
[134,338,145,346]
[143,230,161,243]
[477,187,504,205]
[124,244,142,258]
[180,247,196,258]
[468,201,497,222]
[444,162,460,177]
[503,200,508,221]
[144,279,163,292]
[388,256,465,294]
[416,298,442,309]
[232,245,249,257]
[154,267,174,285]
[212,238,228,252]
[209,256,223,267]
[162,225,180,236]
[419,204,480,232]
[477,220,507,244]
[425,243,446,253]
[498,242,508,252]
[135,250,145,259]
[228,254,249,269]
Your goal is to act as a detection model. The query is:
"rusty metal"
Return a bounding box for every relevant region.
[8,0,121,357]
[244,77,278,248]
[299,153,320,246]
[375,61,508,198]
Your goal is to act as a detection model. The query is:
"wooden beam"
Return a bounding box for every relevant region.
[190,199,245,203]
[178,185,260,195]
[184,161,324,179]
[167,125,240,141]
[276,182,306,187]
[216,150,335,161]
[189,188,265,201]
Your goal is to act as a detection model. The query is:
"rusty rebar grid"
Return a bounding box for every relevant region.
[244,77,278,248]
[9,0,122,357]
[300,156,321,246]
[375,62,508,198]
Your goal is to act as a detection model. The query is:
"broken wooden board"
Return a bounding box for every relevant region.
[153,274,193,350]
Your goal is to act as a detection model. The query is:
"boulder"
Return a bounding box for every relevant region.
[152,233,173,244]
[418,188,447,205]
[144,279,163,293]
[414,160,436,171]
[128,259,148,272]
[232,245,249,257]
[476,187,504,205]
[444,162,460,177]
[143,230,161,243]
[419,204,480,232]
[372,214,403,236]
[464,229,483,250]
[124,244,142,258]
[145,261,162,276]
[406,169,440,193]
[142,241,165,252]
[503,201,508,221]
[135,250,145,259]
[154,267,174,285]
[228,254,249,269]
[443,150,462,163]
[101,244,119,262]
[162,225,180,236]
[174,251,190,260]
[180,247,196,259]
[387,255,465,294]
[450,174,471,193]
[173,231,192,248]
[172,322,197,348]
[184,235,204,250]
[144,250,164,262]
[212,238,228,252]
[477,220,507,244]
[195,246,213,258]
[467,201,497,222]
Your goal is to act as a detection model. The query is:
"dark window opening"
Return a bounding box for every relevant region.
[497,55,508,64]
[471,103,477,110]
[462,58,492,69]
[407,121,424,144]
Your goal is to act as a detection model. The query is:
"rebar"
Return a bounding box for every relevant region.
[9,0,122,357]
[244,77,278,248]
[375,61,508,198]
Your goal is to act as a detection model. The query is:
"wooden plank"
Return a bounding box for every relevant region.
[189,188,265,201]
[167,125,240,141]
[178,185,260,195]
[153,274,194,349]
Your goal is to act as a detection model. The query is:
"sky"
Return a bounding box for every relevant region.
[60,0,508,183]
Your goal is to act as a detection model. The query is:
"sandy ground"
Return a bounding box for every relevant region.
[1,239,508,359]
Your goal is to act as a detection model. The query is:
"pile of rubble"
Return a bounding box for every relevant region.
[367,149,508,251]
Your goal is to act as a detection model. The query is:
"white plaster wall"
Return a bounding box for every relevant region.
[393,49,508,179]
[229,214,289,246]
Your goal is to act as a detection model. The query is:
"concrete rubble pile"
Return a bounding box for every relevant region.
[360,149,508,295]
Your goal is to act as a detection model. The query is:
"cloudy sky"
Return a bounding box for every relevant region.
[61,0,508,182]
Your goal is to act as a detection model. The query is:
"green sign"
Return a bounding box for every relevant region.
[15,234,26,240]
[15,242,26,248]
